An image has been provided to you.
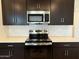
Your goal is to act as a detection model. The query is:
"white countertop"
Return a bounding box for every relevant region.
[0,36,79,43]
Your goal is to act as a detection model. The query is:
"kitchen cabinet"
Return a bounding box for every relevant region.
[50,0,74,25]
[27,0,50,11]
[2,0,74,25]
[13,0,27,25]
[2,0,27,25]
[13,43,24,59]
[53,43,79,59]
[2,0,14,25]
[0,44,14,59]
[25,45,52,59]
[0,43,24,59]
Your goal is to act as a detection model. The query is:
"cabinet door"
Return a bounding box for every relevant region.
[0,48,13,59]
[13,0,27,25]
[2,0,15,25]
[13,44,24,59]
[53,47,66,59]
[27,0,38,10]
[27,0,50,11]
[50,0,74,25]
[2,0,27,25]
[0,44,14,59]
[38,0,51,11]
[66,48,78,59]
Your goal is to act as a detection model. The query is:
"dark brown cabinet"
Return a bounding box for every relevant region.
[13,0,27,25]
[50,0,74,25]
[2,0,27,25]
[2,0,74,25]
[2,0,14,25]
[26,0,38,11]
[2,43,79,59]
[0,44,14,59]
[13,43,24,59]
[27,0,50,11]
[53,43,79,59]
[0,43,24,59]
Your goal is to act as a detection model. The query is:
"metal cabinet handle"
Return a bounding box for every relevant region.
[64,50,66,56]
[39,4,40,8]
[66,50,68,56]
[61,18,64,22]
[37,4,38,8]
[13,17,15,23]
[64,44,70,47]
[15,17,17,23]
[8,45,14,47]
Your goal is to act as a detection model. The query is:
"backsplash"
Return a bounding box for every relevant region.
[7,25,73,37]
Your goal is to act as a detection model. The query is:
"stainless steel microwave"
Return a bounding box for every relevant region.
[27,11,50,24]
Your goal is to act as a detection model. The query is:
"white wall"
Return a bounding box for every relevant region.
[0,0,8,37]
[74,0,79,37]
[0,0,79,37]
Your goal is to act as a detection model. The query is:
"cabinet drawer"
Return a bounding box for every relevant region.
[53,43,79,48]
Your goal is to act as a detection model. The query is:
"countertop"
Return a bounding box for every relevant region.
[0,36,79,43]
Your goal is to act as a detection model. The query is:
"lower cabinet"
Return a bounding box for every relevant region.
[53,43,79,59]
[0,43,24,59]
[0,44,14,59]
[13,43,24,59]
[1,43,79,59]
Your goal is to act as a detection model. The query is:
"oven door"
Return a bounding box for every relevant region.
[25,45,52,59]
[27,14,44,24]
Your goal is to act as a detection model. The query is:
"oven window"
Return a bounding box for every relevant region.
[28,14,43,22]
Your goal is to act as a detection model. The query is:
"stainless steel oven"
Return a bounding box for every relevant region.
[27,11,50,24]
[25,43,52,59]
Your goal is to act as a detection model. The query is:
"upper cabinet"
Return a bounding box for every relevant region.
[2,0,14,25]
[2,0,27,25]
[27,0,51,11]
[2,0,74,25]
[50,0,74,25]
[13,0,27,25]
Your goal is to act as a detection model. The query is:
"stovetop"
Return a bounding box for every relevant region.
[25,38,52,46]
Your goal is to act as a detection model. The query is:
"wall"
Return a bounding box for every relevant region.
[0,0,78,37]
[0,0,8,37]
[74,0,79,37]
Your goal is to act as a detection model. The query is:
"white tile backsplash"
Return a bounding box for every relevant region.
[48,26,73,36]
[7,25,73,37]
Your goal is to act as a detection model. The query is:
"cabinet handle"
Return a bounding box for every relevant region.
[37,4,38,8]
[8,45,14,47]
[10,50,13,56]
[66,50,68,56]
[39,4,40,8]
[15,17,17,23]
[64,44,70,47]
[13,17,15,23]
[61,18,64,22]
[64,50,66,56]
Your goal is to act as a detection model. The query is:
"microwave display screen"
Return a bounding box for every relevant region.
[28,14,43,22]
